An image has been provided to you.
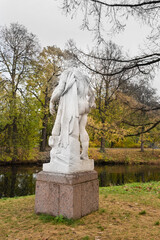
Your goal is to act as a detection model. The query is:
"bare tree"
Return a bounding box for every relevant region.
[61,0,160,36]
[60,1,160,145]
[0,23,40,161]
[67,40,160,149]
[119,81,160,151]
[57,1,160,77]
[68,41,139,151]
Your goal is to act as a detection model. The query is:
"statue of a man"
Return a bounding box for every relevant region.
[43,59,95,173]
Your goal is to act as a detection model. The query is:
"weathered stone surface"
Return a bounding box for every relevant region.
[58,184,82,219]
[35,170,99,219]
[45,62,96,174]
[43,157,94,174]
[35,181,59,216]
[36,170,98,184]
[81,180,99,216]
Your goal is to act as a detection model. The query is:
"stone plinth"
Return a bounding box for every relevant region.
[35,170,99,219]
[43,158,94,174]
[44,136,94,174]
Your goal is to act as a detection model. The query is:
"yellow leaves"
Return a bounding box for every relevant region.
[88,85,160,147]
[88,114,127,144]
[117,91,141,109]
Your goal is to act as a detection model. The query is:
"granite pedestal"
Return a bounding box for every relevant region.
[35,170,99,219]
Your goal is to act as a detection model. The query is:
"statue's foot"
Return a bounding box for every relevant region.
[80,153,89,160]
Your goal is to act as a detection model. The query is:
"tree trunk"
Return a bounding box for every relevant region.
[100,122,106,153]
[140,139,144,152]
[100,136,106,153]
[110,141,114,148]
[11,90,18,162]
[12,116,18,162]
[40,85,50,152]
[6,126,12,154]
[140,126,145,152]
[40,114,48,152]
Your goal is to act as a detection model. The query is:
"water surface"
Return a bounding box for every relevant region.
[0,164,160,198]
[96,165,160,187]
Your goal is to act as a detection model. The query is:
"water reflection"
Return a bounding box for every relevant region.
[95,165,160,187]
[0,164,160,198]
[0,166,41,198]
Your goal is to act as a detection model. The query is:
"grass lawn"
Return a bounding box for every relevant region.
[1,182,160,240]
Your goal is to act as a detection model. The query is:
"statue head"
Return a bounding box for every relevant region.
[63,59,78,69]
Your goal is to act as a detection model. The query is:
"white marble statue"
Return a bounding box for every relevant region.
[43,60,95,173]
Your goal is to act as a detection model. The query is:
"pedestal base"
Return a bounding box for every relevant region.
[35,171,99,219]
[43,158,94,174]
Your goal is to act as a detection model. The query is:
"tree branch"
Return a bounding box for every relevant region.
[89,0,160,9]
[125,120,160,137]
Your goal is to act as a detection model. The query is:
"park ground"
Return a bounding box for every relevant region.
[1,148,160,166]
[36,147,160,165]
[1,181,160,240]
[89,148,160,165]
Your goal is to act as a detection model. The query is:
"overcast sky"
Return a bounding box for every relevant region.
[0,0,159,95]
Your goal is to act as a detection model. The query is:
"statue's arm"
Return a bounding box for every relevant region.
[49,72,66,115]
[50,85,64,102]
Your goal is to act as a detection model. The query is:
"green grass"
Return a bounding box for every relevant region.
[81,236,90,240]
[139,210,146,215]
[154,221,160,226]
[1,182,160,239]
[100,181,160,196]
[98,208,106,214]
[39,214,84,226]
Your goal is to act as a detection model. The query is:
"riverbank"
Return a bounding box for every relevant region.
[1,148,160,166]
[89,148,160,165]
[1,181,160,240]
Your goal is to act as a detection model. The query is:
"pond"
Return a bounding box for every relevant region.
[0,164,160,198]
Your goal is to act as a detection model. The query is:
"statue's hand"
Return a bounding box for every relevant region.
[89,101,96,109]
[49,102,55,115]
